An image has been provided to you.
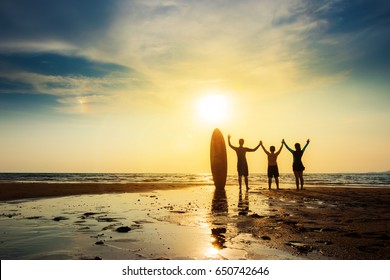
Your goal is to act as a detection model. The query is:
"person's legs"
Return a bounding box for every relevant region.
[270,165,279,190]
[267,166,271,189]
[244,176,249,189]
[298,171,304,189]
[293,171,299,189]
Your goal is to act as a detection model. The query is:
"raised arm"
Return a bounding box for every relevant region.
[227,135,237,150]
[260,141,270,155]
[275,141,283,155]
[247,141,261,152]
[302,139,310,153]
[282,139,294,153]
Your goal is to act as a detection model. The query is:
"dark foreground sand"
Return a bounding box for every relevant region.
[248,187,390,259]
[0,183,389,259]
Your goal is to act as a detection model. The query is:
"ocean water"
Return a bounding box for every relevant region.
[0,172,389,187]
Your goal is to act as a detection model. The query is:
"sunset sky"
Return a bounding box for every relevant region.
[0,0,389,174]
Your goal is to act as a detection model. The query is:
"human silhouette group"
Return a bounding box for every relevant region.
[228,135,310,190]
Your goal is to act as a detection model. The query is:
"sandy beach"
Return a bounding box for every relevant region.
[0,183,389,260]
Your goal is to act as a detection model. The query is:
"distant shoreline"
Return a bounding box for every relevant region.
[0,172,389,189]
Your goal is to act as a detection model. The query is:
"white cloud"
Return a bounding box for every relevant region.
[0,40,77,55]
[0,0,354,112]
[93,0,346,98]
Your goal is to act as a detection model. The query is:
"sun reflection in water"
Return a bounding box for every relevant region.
[206,246,220,258]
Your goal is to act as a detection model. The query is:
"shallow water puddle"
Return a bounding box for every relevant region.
[0,185,296,259]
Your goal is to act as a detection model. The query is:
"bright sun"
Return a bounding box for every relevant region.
[197,94,230,124]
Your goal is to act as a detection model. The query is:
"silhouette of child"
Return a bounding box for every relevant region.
[260,140,283,189]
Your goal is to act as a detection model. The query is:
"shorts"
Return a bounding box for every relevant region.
[267,165,279,178]
[237,161,249,177]
[293,162,305,172]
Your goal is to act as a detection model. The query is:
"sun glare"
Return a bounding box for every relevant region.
[197,94,230,124]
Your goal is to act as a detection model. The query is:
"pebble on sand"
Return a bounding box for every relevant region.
[116,226,131,233]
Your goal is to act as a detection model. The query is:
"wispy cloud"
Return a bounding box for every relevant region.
[102,0,365,95]
[0,52,143,114]
[0,0,389,114]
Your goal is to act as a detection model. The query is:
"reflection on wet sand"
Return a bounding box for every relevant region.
[238,188,249,216]
[4,184,383,259]
[210,188,228,250]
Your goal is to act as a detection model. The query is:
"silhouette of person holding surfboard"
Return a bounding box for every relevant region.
[260,140,283,190]
[228,135,260,189]
[283,139,310,190]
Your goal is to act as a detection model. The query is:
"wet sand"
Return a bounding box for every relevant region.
[0,183,389,260]
[0,182,197,201]
[247,187,390,259]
